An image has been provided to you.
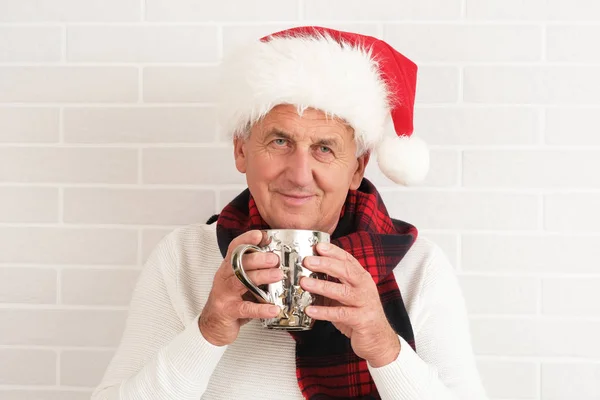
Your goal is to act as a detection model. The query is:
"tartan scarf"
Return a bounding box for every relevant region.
[211,178,417,399]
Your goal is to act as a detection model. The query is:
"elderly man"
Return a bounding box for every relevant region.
[93,26,487,399]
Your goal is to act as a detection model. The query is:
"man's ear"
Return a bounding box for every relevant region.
[233,136,247,173]
[350,151,370,190]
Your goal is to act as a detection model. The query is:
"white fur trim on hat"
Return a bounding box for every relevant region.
[218,32,391,153]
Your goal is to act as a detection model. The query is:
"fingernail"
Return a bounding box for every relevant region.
[319,243,330,251]
[269,305,280,315]
[306,257,320,266]
[306,306,316,315]
[266,253,278,263]
[302,277,314,288]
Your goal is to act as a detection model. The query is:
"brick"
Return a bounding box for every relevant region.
[542,278,600,317]
[0,27,61,63]
[0,309,127,346]
[141,229,173,264]
[61,350,114,387]
[222,24,299,55]
[547,26,600,63]
[459,275,538,315]
[477,360,537,399]
[385,24,541,62]
[0,267,56,304]
[0,67,138,103]
[471,318,600,357]
[143,67,219,103]
[547,0,600,20]
[0,0,140,22]
[142,147,245,185]
[68,26,217,63]
[146,0,298,21]
[222,24,379,55]
[0,147,137,183]
[64,188,215,225]
[546,193,600,232]
[462,234,600,274]
[0,391,91,400]
[64,107,216,143]
[61,269,139,306]
[542,363,600,399]
[546,108,600,145]
[218,189,246,210]
[381,191,538,230]
[467,0,600,20]
[0,107,59,143]
[415,107,539,145]
[463,150,600,188]
[365,149,458,187]
[0,187,58,223]
[0,349,56,385]
[415,67,459,104]
[0,227,137,265]
[420,232,459,268]
[466,0,546,20]
[304,0,461,20]
[464,66,600,105]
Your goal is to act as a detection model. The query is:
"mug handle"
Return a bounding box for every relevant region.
[231,244,274,304]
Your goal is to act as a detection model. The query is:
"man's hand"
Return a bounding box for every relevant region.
[300,242,401,368]
[199,230,282,346]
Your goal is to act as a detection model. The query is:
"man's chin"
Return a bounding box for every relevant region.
[268,214,318,231]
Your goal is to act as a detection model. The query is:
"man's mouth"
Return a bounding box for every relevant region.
[277,192,315,205]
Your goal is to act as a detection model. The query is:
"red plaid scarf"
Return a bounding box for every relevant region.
[212,178,417,399]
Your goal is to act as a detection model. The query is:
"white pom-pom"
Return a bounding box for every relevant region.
[376,135,430,185]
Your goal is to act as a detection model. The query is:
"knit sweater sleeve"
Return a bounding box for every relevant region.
[91,233,227,400]
[368,244,488,399]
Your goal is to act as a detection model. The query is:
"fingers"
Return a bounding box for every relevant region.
[226,230,269,261]
[303,254,366,286]
[228,251,281,294]
[222,230,278,280]
[240,251,280,271]
[226,301,280,320]
[300,276,361,306]
[230,266,283,294]
[305,305,357,325]
[315,242,348,261]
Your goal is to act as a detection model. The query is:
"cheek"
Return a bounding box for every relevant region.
[246,153,283,182]
[313,168,354,205]
[316,162,354,188]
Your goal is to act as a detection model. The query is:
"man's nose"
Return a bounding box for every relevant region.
[285,148,314,187]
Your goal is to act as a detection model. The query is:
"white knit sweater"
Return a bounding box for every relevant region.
[92,223,488,400]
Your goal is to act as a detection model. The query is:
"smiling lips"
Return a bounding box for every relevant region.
[277,192,315,206]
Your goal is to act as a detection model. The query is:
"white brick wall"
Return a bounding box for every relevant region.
[0,1,599,399]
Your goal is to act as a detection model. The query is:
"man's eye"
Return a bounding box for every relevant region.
[319,146,332,153]
[273,138,287,146]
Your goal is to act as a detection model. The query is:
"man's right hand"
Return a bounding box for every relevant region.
[199,230,282,346]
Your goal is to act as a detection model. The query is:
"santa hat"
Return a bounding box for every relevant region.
[218,26,429,185]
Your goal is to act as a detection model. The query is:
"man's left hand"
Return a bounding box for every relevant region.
[301,242,401,368]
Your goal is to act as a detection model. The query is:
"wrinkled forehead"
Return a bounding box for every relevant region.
[251,104,356,141]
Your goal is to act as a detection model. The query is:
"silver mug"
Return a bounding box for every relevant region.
[231,229,330,331]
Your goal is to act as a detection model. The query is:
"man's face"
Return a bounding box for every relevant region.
[234,104,369,234]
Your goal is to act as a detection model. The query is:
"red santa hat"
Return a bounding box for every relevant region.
[218,26,429,185]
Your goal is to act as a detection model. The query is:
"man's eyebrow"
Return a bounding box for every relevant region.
[315,138,340,147]
[266,129,342,147]
[267,129,294,140]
